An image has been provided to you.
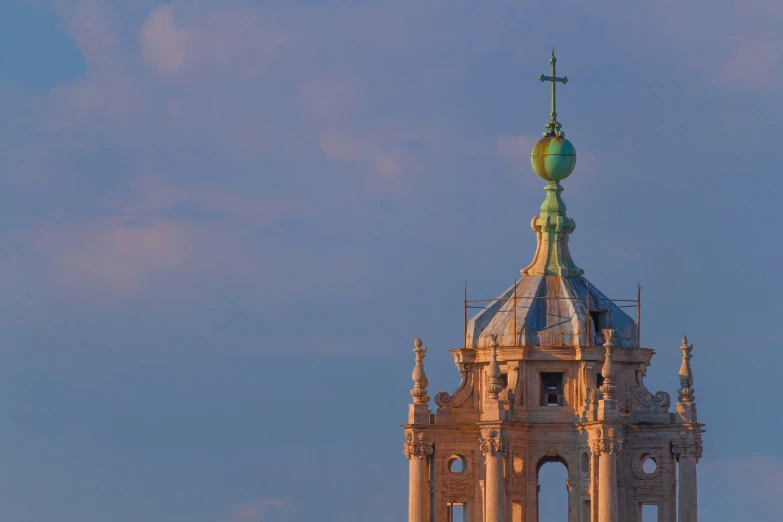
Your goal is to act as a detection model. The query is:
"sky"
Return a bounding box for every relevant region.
[0,0,781,521]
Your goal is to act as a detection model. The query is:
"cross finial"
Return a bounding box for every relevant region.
[538,49,569,137]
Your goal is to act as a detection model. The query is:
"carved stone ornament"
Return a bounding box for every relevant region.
[600,330,617,400]
[671,431,703,461]
[631,451,663,480]
[678,336,696,404]
[404,431,434,459]
[410,338,430,404]
[479,428,508,457]
[434,363,473,410]
[486,341,503,401]
[629,362,671,413]
[444,478,473,497]
[589,428,623,456]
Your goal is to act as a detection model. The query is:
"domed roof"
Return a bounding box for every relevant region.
[464,50,637,350]
[466,275,638,349]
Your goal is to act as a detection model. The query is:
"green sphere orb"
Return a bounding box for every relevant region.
[530,136,577,181]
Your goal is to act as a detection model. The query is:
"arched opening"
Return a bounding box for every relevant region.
[642,456,657,474]
[537,456,569,522]
[447,455,467,474]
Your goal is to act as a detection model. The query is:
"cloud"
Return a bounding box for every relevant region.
[222,499,289,522]
[32,217,197,295]
[139,5,187,74]
[115,176,306,228]
[46,0,142,127]
[139,4,292,80]
[718,38,783,89]
[496,134,538,166]
[319,128,444,195]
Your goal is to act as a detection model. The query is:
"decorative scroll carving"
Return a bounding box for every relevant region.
[479,428,508,457]
[629,362,671,413]
[403,430,434,459]
[435,363,474,410]
[445,478,473,496]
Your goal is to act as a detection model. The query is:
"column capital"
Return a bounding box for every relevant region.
[479,427,508,457]
[588,427,624,456]
[671,431,703,461]
[403,430,434,459]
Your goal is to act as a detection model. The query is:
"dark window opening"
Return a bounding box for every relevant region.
[596,373,605,389]
[540,372,565,407]
[589,311,603,333]
[499,373,508,388]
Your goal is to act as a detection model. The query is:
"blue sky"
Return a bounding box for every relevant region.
[0,1,781,521]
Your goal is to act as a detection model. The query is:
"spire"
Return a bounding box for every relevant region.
[486,336,503,401]
[523,50,582,278]
[538,48,569,137]
[678,336,695,404]
[600,329,617,401]
[410,338,429,405]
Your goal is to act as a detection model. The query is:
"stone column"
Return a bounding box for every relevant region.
[404,431,433,522]
[591,428,622,522]
[590,451,599,522]
[481,428,506,522]
[673,432,702,522]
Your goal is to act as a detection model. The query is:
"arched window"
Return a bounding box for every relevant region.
[537,456,569,522]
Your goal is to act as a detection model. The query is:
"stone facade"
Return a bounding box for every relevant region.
[401,53,703,522]
[403,330,702,522]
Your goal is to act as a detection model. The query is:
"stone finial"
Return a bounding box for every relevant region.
[410,338,429,405]
[600,329,616,400]
[486,336,503,401]
[678,336,695,404]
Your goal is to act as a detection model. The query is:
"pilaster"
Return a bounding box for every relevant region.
[480,427,507,522]
[672,430,702,522]
[404,430,434,522]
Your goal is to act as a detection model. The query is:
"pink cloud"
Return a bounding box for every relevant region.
[17,173,366,303]
[222,499,289,522]
[31,217,197,295]
[115,176,307,228]
[718,38,783,89]
[496,134,538,166]
[139,4,292,80]
[139,5,187,75]
[47,0,143,127]
[319,128,443,195]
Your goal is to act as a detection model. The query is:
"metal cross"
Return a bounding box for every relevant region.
[538,49,568,136]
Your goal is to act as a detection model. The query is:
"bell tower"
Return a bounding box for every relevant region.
[401,51,704,522]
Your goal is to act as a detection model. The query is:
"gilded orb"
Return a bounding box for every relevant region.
[530,135,576,182]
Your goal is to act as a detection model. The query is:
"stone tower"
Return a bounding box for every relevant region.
[401,52,704,522]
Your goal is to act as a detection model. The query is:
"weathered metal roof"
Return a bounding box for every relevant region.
[466,275,638,349]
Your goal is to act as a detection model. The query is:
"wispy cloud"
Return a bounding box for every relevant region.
[222,499,289,522]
